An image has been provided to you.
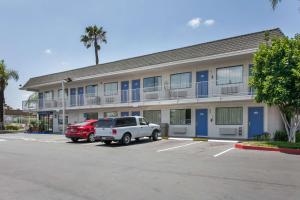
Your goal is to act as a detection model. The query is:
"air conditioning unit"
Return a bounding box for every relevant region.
[144,93,159,100]
[105,97,115,104]
[221,86,239,95]
[219,127,242,135]
[170,90,188,98]
[172,127,187,135]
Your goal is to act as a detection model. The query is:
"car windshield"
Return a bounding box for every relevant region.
[96,118,115,128]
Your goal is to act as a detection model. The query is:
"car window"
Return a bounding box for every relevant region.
[139,118,148,125]
[115,117,137,127]
[96,119,115,128]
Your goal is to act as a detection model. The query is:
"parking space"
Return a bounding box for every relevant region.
[0,133,299,200]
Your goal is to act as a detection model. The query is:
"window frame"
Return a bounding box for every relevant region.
[86,85,98,96]
[170,109,191,125]
[215,107,243,125]
[104,82,118,96]
[143,110,161,124]
[216,65,244,85]
[170,72,192,89]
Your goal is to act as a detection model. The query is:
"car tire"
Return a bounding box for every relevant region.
[152,130,159,141]
[122,133,131,145]
[87,133,95,143]
[71,138,78,143]
[104,140,112,145]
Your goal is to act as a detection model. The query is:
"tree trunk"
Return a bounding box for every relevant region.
[0,89,4,130]
[279,108,300,143]
[94,40,99,65]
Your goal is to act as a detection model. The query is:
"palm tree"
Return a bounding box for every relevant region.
[80,25,107,65]
[0,60,19,130]
[270,0,282,10]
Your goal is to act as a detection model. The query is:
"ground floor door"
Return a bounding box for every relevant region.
[38,112,53,133]
[195,109,208,137]
[248,107,264,138]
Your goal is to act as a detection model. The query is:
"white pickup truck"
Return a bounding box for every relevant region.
[94,116,160,145]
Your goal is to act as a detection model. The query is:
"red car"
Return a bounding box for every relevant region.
[65,120,97,143]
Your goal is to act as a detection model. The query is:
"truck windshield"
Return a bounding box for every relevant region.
[96,119,115,128]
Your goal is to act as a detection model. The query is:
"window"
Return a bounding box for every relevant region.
[143,110,161,124]
[58,114,68,125]
[216,107,243,125]
[96,118,115,128]
[115,117,137,127]
[216,65,243,85]
[170,72,192,89]
[139,118,148,125]
[104,82,118,96]
[44,91,53,100]
[143,76,162,92]
[58,89,68,99]
[104,112,118,118]
[86,85,97,96]
[84,112,98,120]
[170,109,191,125]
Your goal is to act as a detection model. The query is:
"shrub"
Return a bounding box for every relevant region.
[296,131,300,143]
[253,132,271,141]
[273,130,288,142]
[5,124,20,130]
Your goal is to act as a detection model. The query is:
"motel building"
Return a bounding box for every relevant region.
[21,28,285,139]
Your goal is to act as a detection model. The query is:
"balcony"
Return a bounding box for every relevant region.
[22,81,255,111]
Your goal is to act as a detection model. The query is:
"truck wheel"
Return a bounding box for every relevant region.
[104,140,112,145]
[71,138,78,143]
[122,133,131,145]
[87,133,95,143]
[152,130,159,141]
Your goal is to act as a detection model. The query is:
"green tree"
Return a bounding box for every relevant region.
[0,60,19,130]
[250,34,300,143]
[80,25,107,65]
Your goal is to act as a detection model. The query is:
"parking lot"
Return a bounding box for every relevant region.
[0,133,299,200]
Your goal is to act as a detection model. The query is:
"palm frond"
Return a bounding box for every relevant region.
[270,0,281,10]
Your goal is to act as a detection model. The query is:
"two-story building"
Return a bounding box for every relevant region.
[21,28,285,139]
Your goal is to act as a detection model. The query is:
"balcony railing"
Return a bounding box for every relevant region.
[22,81,255,111]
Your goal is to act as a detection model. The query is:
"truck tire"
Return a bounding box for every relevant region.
[104,140,112,145]
[152,130,159,141]
[122,133,131,145]
[71,138,79,143]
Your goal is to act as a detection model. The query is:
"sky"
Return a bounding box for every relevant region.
[0,0,299,109]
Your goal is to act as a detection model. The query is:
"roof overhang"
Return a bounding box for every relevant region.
[21,48,257,91]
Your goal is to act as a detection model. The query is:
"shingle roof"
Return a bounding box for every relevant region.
[22,28,284,89]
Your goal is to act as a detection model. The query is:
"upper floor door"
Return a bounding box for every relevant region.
[70,88,76,106]
[77,87,84,106]
[121,81,129,103]
[132,79,140,102]
[196,71,208,98]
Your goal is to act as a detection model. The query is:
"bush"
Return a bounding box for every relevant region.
[296,131,300,143]
[253,132,271,141]
[5,124,20,130]
[273,130,288,142]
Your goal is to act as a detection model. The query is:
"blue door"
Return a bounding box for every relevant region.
[77,87,84,106]
[132,79,140,102]
[121,81,129,103]
[248,107,264,138]
[196,71,208,98]
[196,109,208,137]
[70,88,76,106]
[132,111,140,116]
[121,112,129,117]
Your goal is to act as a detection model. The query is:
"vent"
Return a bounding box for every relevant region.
[221,86,239,95]
[171,90,188,98]
[219,127,243,135]
[172,127,187,135]
[144,93,159,100]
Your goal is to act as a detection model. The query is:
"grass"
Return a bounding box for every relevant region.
[243,141,300,149]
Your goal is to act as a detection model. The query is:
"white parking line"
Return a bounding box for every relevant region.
[213,147,234,157]
[157,142,199,152]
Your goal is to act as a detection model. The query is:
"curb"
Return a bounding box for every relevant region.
[235,143,300,155]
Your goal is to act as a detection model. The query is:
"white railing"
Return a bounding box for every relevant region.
[22,81,255,111]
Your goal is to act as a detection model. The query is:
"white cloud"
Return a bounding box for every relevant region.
[187,18,202,28]
[44,49,52,54]
[204,19,215,26]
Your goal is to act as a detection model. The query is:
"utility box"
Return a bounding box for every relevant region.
[160,123,169,137]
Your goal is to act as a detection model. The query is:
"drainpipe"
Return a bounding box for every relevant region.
[62,81,65,135]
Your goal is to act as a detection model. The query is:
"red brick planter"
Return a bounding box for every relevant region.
[235,143,300,155]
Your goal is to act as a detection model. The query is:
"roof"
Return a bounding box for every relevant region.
[22,28,284,90]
